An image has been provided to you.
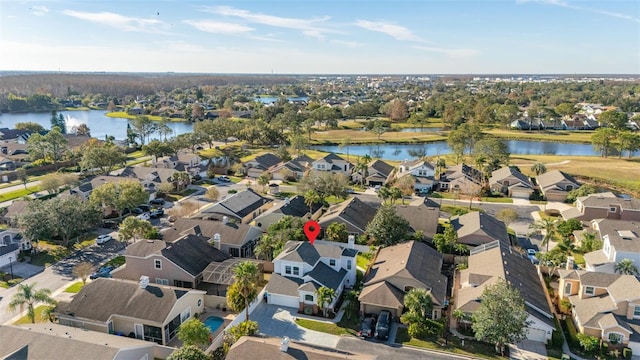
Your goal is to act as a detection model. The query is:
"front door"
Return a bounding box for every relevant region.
[135,323,144,340]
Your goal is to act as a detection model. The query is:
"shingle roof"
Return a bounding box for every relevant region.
[306,261,347,290]
[368,160,395,178]
[226,336,375,360]
[277,195,322,218]
[203,188,271,218]
[250,153,282,169]
[358,281,404,308]
[58,278,193,323]
[265,273,303,297]
[318,197,377,234]
[120,166,176,184]
[162,218,261,246]
[2,200,29,222]
[452,212,510,246]
[276,241,321,264]
[536,170,579,191]
[489,166,533,188]
[395,201,440,240]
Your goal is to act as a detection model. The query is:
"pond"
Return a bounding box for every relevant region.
[312,140,603,160]
[0,110,193,140]
[255,96,309,104]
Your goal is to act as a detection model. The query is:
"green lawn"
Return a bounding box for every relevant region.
[64,282,84,293]
[481,197,513,204]
[0,186,41,202]
[13,305,53,324]
[30,245,72,267]
[395,328,504,359]
[356,254,372,270]
[295,313,360,337]
[105,255,125,268]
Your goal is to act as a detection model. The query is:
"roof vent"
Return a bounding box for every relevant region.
[222,216,229,224]
[280,336,290,352]
[139,275,150,289]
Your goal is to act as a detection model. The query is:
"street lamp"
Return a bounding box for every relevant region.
[8,255,14,280]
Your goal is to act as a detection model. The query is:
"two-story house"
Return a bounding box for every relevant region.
[243,153,281,178]
[536,170,580,203]
[396,159,436,192]
[583,219,640,273]
[456,241,555,343]
[251,195,323,231]
[488,166,534,199]
[119,166,177,194]
[57,277,206,346]
[438,164,483,194]
[317,197,377,236]
[199,188,273,224]
[112,233,230,288]
[265,240,358,315]
[269,155,313,181]
[558,269,640,354]
[352,159,395,187]
[451,211,510,248]
[359,241,447,319]
[153,153,202,173]
[311,153,352,177]
[563,192,640,222]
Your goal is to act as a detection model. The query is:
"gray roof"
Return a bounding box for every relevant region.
[202,188,271,218]
[119,166,176,184]
[58,278,191,323]
[0,243,19,256]
[395,201,440,240]
[249,153,282,169]
[163,218,261,246]
[452,212,510,246]
[276,241,321,264]
[580,193,640,211]
[593,219,640,253]
[265,273,303,297]
[2,200,29,222]
[368,159,395,177]
[489,166,533,188]
[536,170,579,191]
[306,261,348,289]
[271,155,313,173]
[277,195,322,218]
[318,197,377,234]
[317,152,349,165]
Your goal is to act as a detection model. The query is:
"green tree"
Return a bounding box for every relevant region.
[395,175,416,199]
[204,187,220,202]
[230,261,260,322]
[554,103,576,117]
[447,123,484,160]
[496,208,519,228]
[472,280,530,356]
[579,231,601,253]
[616,131,640,158]
[315,286,336,318]
[530,162,547,176]
[615,258,639,276]
[142,139,172,159]
[598,110,629,130]
[73,262,94,285]
[80,141,127,174]
[366,204,411,247]
[8,283,56,323]
[303,190,321,215]
[89,180,149,219]
[370,120,387,140]
[16,168,28,189]
[529,218,558,253]
[15,122,45,133]
[254,234,285,261]
[325,222,348,243]
[257,174,270,193]
[177,318,211,348]
[556,218,583,238]
[118,217,153,245]
[298,172,349,201]
[473,138,510,171]
[433,226,458,254]
[591,127,618,158]
[130,115,157,145]
[576,333,599,353]
[167,345,209,360]
[400,288,442,338]
[566,184,597,203]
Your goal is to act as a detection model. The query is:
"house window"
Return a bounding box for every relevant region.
[584,286,595,296]
[154,259,162,270]
[156,278,169,285]
[293,267,299,276]
[609,207,616,212]
[608,333,623,344]
[305,294,314,302]
[404,286,414,292]
[417,170,428,176]
[347,260,352,270]
[329,259,336,266]
[566,185,574,191]
[564,282,572,295]
[634,306,640,318]
[285,266,292,275]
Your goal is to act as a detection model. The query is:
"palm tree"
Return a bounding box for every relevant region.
[529,218,559,252]
[234,261,261,322]
[389,187,403,205]
[8,283,56,323]
[435,158,446,180]
[339,137,352,164]
[41,303,58,323]
[615,258,639,276]
[344,290,359,320]
[315,286,336,318]
[531,162,547,176]
[257,174,270,193]
[304,190,321,215]
[452,308,469,330]
[354,155,371,187]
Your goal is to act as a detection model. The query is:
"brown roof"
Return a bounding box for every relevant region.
[226,336,374,360]
[452,212,510,246]
[162,218,261,246]
[2,200,29,222]
[395,200,440,240]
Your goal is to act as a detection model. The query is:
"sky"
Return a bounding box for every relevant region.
[0,0,638,74]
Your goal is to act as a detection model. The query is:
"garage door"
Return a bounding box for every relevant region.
[527,327,547,342]
[268,294,299,309]
[628,341,640,356]
[512,190,531,199]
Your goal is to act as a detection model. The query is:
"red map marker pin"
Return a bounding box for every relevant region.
[303,220,321,245]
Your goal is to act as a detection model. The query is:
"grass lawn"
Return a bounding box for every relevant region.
[485,129,594,144]
[13,305,53,324]
[72,233,99,250]
[356,254,371,270]
[105,112,168,121]
[295,315,360,337]
[395,328,505,359]
[441,204,485,216]
[481,197,513,204]
[30,244,72,267]
[311,128,446,144]
[105,255,125,268]
[0,186,41,202]
[64,282,84,293]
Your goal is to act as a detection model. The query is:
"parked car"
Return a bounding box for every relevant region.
[131,207,144,215]
[527,248,539,264]
[90,266,114,280]
[218,175,231,182]
[150,208,164,218]
[150,198,166,206]
[138,204,151,212]
[359,315,377,338]
[375,310,391,341]
[102,220,119,229]
[136,212,150,221]
[96,234,112,245]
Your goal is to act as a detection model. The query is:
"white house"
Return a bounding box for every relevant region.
[311,153,352,177]
[584,219,640,273]
[265,239,358,315]
[396,159,436,192]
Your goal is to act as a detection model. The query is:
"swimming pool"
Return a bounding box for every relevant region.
[204,316,224,333]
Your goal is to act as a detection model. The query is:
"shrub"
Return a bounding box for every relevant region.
[563,317,579,347]
[552,330,564,347]
[624,347,632,359]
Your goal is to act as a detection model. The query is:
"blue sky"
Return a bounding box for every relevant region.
[1,0,638,74]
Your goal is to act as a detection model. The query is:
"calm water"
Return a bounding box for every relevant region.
[255,96,309,104]
[0,110,193,140]
[312,140,603,160]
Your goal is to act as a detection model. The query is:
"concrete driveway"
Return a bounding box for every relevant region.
[509,340,547,360]
[0,262,43,279]
[251,303,340,348]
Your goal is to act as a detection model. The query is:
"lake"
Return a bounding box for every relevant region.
[312,140,604,160]
[0,110,193,140]
[255,96,309,104]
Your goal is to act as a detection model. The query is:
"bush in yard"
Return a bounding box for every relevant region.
[624,347,632,359]
[552,330,564,347]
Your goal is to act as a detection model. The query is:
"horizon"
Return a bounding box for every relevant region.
[1,0,639,74]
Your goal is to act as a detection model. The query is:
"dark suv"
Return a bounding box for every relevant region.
[359,315,377,338]
[375,310,391,340]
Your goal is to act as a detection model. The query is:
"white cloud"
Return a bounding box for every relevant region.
[331,39,364,48]
[355,20,422,42]
[29,5,48,16]
[517,0,640,23]
[203,6,336,39]
[183,20,254,34]
[414,45,480,58]
[62,10,169,33]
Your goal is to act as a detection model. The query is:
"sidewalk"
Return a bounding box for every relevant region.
[3,279,78,325]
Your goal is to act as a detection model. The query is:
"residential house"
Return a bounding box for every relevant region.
[451,212,510,248]
[396,159,436,192]
[153,153,203,174]
[64,134,98,149]
[269,155,313,181]
[558,269,640,354]
[265,240,358,314]
[510,118,544,131]
[243,153,281,178]
[489,166,534,199]
[0,242,19,268]
[536,170,580,202]
[162,217,263,258]
[583,219,640,273]
[113,234,229,288]
[311,152,352,176]
[226,336,374,360]
[562,192,640,222]
[0,128,31,143]
[456,241,555,342]
[359,241,447,319]
[317,197,377,236]
[57,277,206,346]
[0,142,29,165]
[251,195,323,230]
[68,175,134,201]
[199,188,273,224]
[119,166,177,193]
[395,198,440,241]
[438,164,483,194]
[0,229,32,252]
[352,159,395,187]
[562,114,592,130]
[0,200,29,226]
[0,324,175,360]
[539,118,563,130]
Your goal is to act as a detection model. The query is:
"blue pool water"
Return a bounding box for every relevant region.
[204,316,224,333]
